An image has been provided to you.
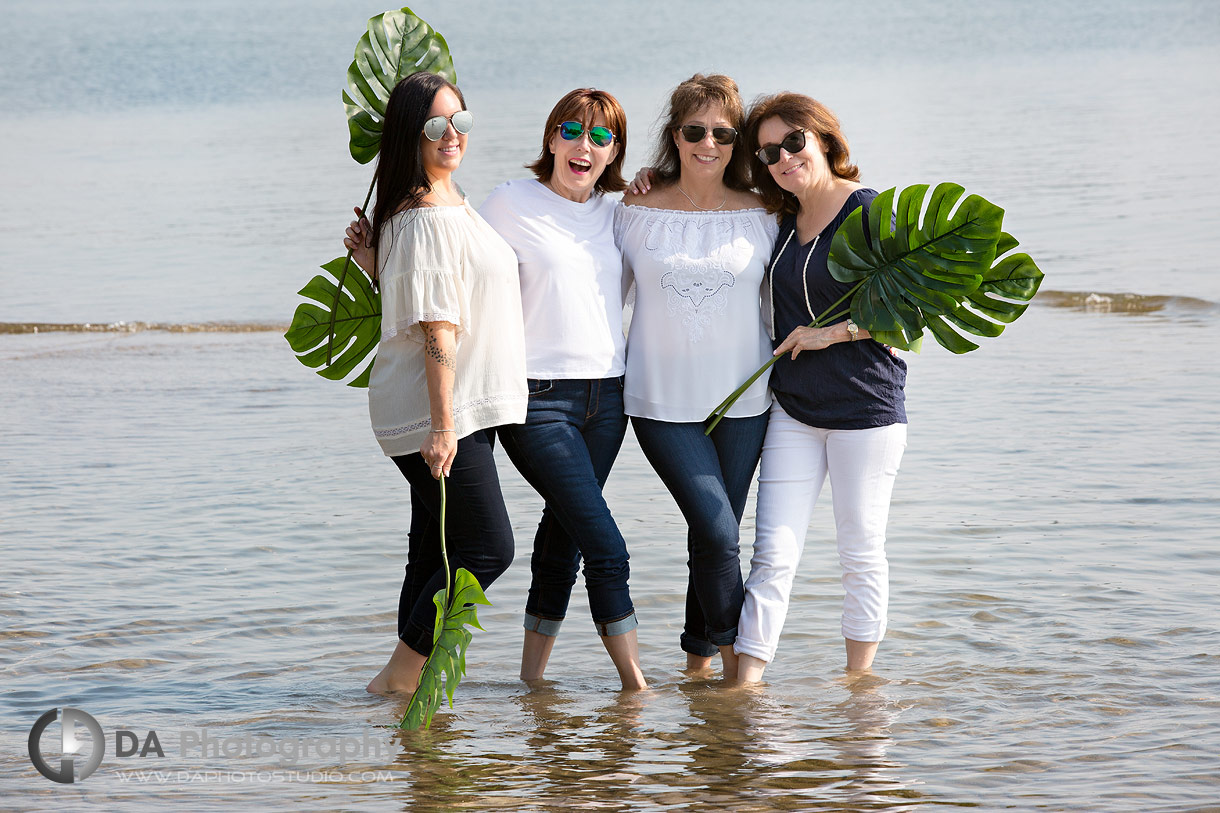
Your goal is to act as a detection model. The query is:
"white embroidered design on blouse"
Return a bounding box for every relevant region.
[642,216,754,343]
[659,260,736,342]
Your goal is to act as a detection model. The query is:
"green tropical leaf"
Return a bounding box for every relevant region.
[398,569,490,731]
[706,182,1042,433]
[284,257,380,387]
[828,182,1006,352]
[398,475,491,731]
[947,232,1045,328]
[342,7,457,164]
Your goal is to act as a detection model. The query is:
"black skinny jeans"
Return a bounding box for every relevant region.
[391,429,514,656]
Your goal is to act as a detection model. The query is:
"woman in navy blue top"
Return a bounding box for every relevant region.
[733,93,908,682]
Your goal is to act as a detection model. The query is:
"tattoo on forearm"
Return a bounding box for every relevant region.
[422,326,456,371]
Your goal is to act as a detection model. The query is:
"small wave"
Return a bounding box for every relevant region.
[1036,290,1220,314]
[0,321,288,335]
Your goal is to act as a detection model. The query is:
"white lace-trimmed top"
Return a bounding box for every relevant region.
[614,203,778,422]
[368,202,527,457]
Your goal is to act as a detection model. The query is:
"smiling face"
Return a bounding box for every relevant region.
[546,115,618,203]
[756,115,831,195]
[673,103,735,183]
[419,86,467,180]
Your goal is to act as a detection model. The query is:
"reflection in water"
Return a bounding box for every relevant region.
[372,675,927,810]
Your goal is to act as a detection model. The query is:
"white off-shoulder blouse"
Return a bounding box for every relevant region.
[614,203,778,422]
[368,202,527,457]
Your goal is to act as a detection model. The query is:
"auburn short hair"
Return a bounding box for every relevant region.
[745,92,860,215]
[527,88,628,194]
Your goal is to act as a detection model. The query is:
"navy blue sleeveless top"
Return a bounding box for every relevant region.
[767,188,907,430]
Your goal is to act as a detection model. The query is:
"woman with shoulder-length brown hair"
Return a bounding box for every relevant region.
[478,88,649,691]
[616,74,778,680]
[733,92,908,683]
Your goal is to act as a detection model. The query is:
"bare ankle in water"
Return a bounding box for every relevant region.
[601,628,647,690]
[366,639,427,696]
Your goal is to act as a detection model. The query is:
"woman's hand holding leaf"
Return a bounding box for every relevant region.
[776,324,838,359]
[344,207,376,279]
[421,431,457,479]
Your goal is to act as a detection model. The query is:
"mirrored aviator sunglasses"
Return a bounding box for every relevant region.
[423,110,474,141]
[756,129,807,165]
[679,124,737,145]
[557,120,615,148]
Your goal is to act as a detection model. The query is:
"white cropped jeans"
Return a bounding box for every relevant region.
[735,403,907,663]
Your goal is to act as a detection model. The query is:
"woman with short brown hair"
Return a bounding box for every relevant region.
[734,92,907,682]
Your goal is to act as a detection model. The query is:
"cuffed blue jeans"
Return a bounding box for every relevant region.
[632,412,769,657]
[391,428,515,657]
[499,377,635,637]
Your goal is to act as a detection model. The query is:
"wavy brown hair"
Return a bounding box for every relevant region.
[527,88,628,194]
[649,73,752,192]
[745,92,860,215]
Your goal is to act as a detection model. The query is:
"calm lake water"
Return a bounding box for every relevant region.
[2,1,1219,810]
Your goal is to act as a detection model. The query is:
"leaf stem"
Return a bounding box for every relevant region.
[399,472,451,730]
[326,176,377,364]
[439,474,451,610]
[704,279,865,435]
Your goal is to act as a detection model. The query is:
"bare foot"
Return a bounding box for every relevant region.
[366,640,428,695]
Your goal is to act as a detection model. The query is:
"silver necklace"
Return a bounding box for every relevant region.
[676,184,727,211]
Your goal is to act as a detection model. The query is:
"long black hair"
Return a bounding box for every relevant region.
[371,72,467,274]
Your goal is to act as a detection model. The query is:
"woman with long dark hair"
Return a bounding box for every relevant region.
[354,71,527,695]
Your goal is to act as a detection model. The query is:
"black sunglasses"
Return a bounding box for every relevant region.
[756,129,807,165]
[678,124,737,146]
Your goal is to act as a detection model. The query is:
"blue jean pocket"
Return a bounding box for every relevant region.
[528,379,553,396]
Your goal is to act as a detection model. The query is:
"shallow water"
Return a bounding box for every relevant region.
[3,0,1220,809]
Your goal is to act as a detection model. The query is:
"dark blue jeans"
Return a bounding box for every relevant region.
[632,412,769,657]
[499,377,634,637]
[391,429,515,656]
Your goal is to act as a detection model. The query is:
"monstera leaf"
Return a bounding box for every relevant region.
[706,182,1043,432]
[285,257,381,387]
[399,477,491,731]
[939,231,1044,351]
[344,7,457,164]
[830,183,1039,352]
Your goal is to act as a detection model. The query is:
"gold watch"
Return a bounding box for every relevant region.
[845,319,859,341]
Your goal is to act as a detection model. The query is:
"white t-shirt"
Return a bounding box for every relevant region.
[479,178,625,379]
[368,202,528,456]
[615,203,778,422]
